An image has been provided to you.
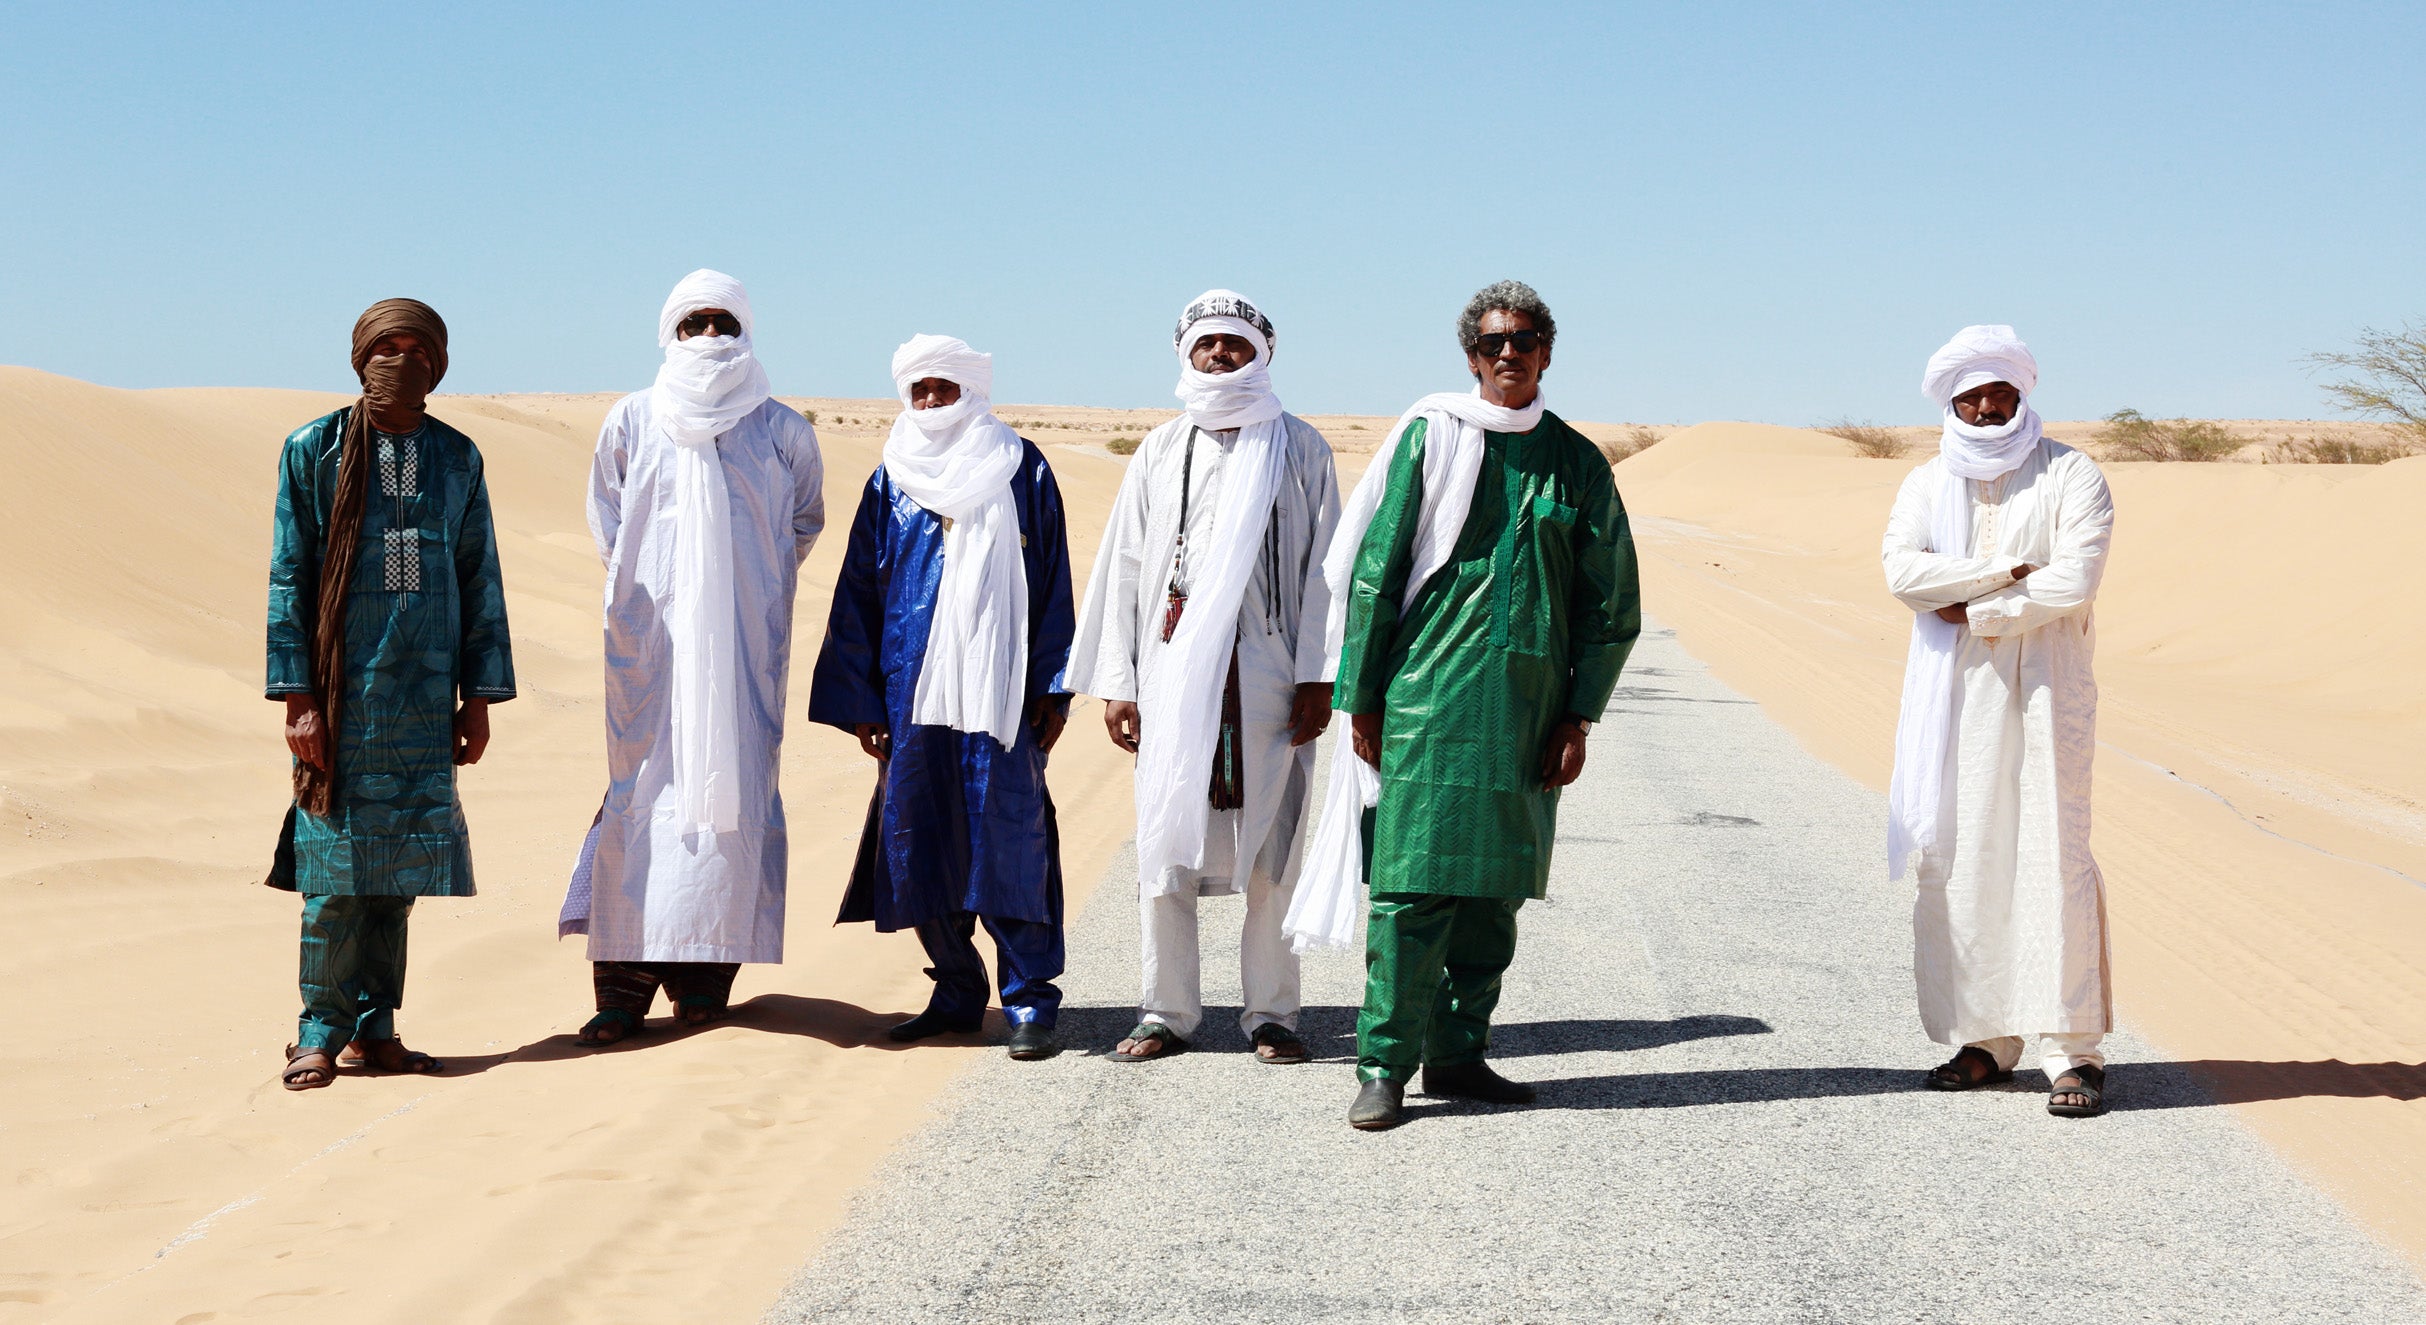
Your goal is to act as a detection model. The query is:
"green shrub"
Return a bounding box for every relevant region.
[2095,409,2242,462]
[1820,420,1908,459]
[2269,436,2419,464]
[1107,436,1140,455]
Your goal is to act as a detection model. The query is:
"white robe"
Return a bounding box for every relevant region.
[565,391,825,963]
[1065,412,1341,896]
[1883,437,2115,1045]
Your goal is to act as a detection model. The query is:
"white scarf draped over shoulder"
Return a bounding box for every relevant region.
[1131,294,1293,894]
[882,333,1030,749]
[1284,386,1547,953]
[650,268,770,837]
[1888,324,2047,878]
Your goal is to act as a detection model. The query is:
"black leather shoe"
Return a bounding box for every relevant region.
[1421,1060,1536,1104]
[1005,1020,1059,1060]
[887,1010,983,1042]
[1348,1078,1406,1130]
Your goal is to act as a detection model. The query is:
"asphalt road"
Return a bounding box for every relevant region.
[770,623,2426,1324]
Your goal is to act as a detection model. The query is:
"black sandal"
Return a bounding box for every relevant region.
[1113,1021,1187,1062]
[1250,1023,1309,1064]
[578,1007,643,1046]
[2048,1063,2108,1118]
[1924,1045,2013,1091]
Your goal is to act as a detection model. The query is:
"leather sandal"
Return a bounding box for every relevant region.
[282,1043,337,1091]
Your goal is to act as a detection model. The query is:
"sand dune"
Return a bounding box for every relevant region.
[3,370,2419,1318]
[1616,421,2426,1267]
[0,367,1143,1322]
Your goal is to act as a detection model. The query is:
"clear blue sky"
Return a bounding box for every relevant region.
[3,4,2420,424]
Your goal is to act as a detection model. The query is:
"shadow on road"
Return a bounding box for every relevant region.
[1390,1057,2426,1119]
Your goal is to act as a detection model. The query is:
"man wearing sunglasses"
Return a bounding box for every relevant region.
[1310,280,1641,1130]
[1064,290,1343,1066]
[559,269,827,1046]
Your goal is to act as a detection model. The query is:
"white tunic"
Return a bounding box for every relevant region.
[1066,413,1341,896]
[568,392,825,963]
[1883,438,2115,1045]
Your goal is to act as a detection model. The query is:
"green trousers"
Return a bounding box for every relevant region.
[1356,892,1524,1083]
[297,894,414,1052]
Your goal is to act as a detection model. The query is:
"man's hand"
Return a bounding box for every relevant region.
[1288,682,1334,748]
[1103,699,1140,754]
[1030,700,1067,754]
[2010,563,2037,580]
[1540,716,1589,789]
[453,697,491,766]
[1934,603,1969,624]
[283,694,326,770]
[854,722,891,761]
[1350,711,1382,770]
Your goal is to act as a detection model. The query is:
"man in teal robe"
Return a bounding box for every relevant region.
[1332,281,1639,1129]
[264,299,515,1090]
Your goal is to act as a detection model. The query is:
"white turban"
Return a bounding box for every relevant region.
[657,268,758,349]
[1888,324,2048,882]
[646,267,769,838]
[1921,323,2038,408]
[891,332,995,403]
[881,335,1030,748]
[1172,289,1284,432]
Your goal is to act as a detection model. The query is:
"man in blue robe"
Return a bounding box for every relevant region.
[808,335,1076,1060]
[265,298,515,1090]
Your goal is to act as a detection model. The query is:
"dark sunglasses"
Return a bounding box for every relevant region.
[1473,330,1545,357]
[677,311,742,338]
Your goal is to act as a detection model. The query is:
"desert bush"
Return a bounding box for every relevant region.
[2268,436,2419,464]
[2305,321,2426,449]
[1820,419,1909,459]
[1596,425,1665,465]
[2094,409,2242,462]
[799,408,818,424]
[1107,436,1140,455]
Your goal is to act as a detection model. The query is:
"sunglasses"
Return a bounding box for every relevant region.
[1473,330,1545,357]
[678,311,742,338]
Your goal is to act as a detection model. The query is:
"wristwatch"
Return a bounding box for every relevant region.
[1564,715,1592,735]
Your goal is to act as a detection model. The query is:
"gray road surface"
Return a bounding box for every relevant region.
[770,624,2426,1324]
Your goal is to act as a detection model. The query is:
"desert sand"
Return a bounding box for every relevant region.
[1,370,2419,1320]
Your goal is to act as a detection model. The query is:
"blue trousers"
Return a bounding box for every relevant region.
[297,894,414,1052]
[913,910,1064,1028]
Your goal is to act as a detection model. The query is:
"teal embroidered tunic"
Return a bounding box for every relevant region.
[266,408,515,896]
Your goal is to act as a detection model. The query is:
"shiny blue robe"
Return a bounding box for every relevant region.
[808,440,1075,933]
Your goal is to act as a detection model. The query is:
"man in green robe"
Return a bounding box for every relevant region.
[1329,281,1640,1130]
[264,298,515,1090]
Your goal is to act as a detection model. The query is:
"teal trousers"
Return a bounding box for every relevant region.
[297,894,414,1052]
[1356,892,1523,1083]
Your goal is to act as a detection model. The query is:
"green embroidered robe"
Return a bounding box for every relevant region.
[1334,413,1640,899]
[266,408,516,896]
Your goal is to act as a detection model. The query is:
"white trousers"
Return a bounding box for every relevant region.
[1970,1032,2106,1081]
[1139,870,1301,1040]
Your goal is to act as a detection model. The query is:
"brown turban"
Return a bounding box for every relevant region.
[294,298,452,817]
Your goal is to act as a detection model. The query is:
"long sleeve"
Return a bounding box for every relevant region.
[1022,451,1077,711]
[1292,427,1344,686]
[785,412,827,564]
[1060,439,1153,702]
[453,447,517,701]
[806,475,894,731]
[1563,461,1641,721]
[1883,462,2018,610]
[1333,418,1429,716]
[1968,452,2114,637]
[265,431,323,697]
[587,406,629,566]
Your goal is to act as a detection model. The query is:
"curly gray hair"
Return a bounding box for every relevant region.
[1456,280,1556,353]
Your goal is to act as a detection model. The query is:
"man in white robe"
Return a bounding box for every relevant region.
[559,269,826,1045]
[1066,290,1341,1063]
[1883,324,2116,1117]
